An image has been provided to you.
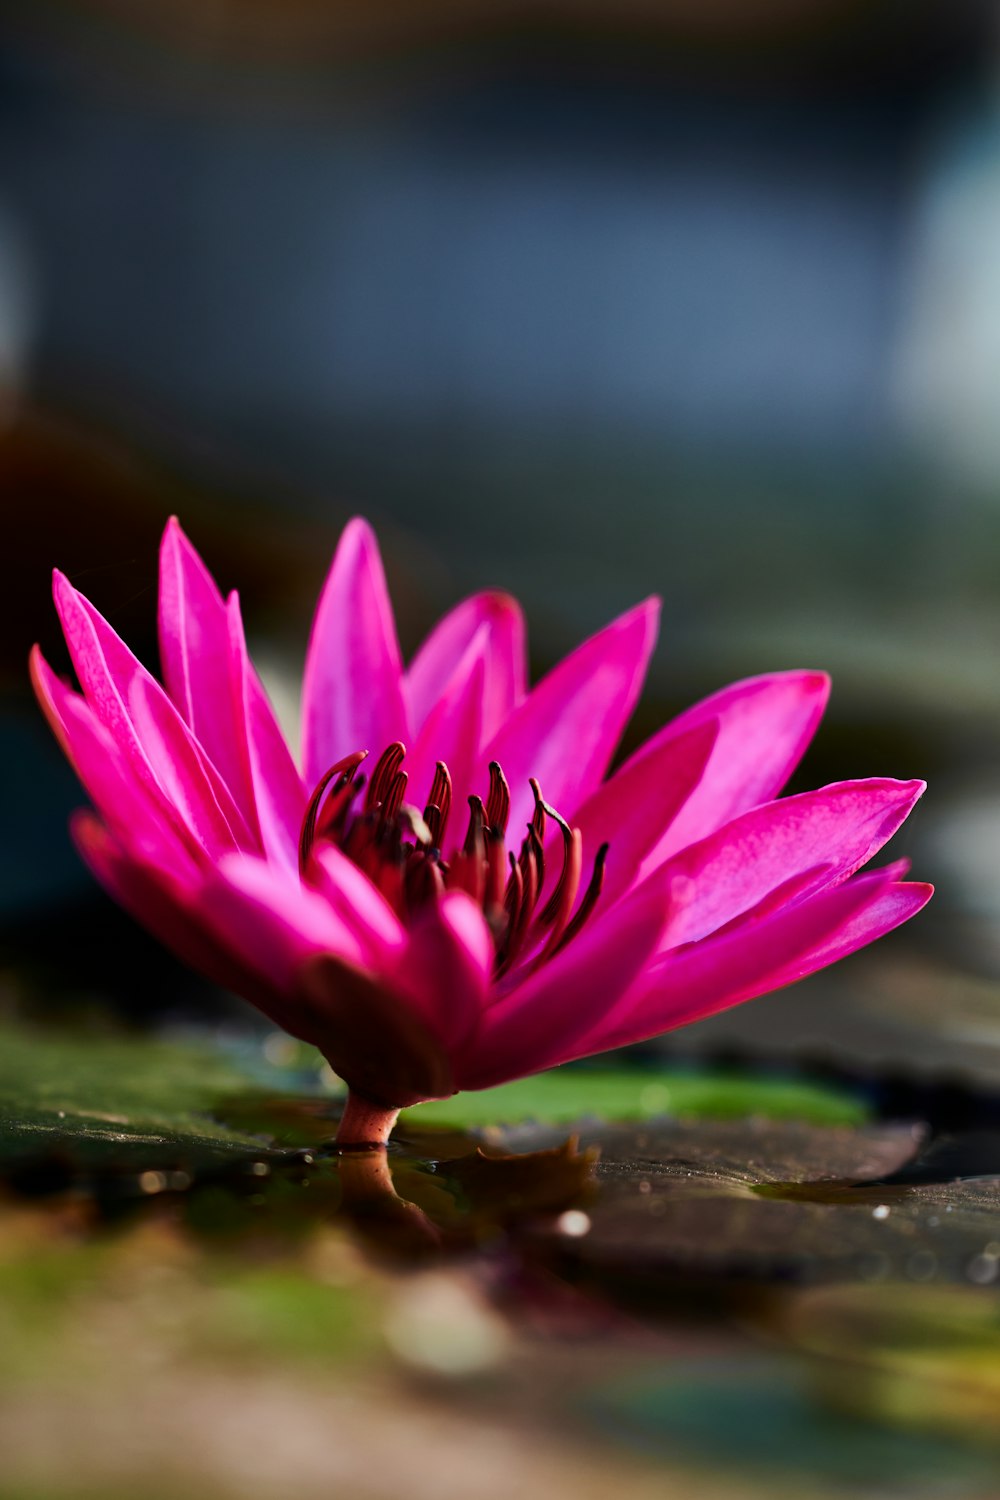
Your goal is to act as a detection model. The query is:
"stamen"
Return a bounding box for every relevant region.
[485,827,507,915]
[306,740,612,980]
[423,762,452,848]
[529,778,547,842]
[398,806,434,848]
[554,842,609,954]
[449,796,487,904]
[503,850,523,926]
[315,773,365,846]
[365,742,406,812]
[499,837,539,974]
[405,850,445,907]
[537,801,576,926]
[463,795,487,858]
[534,827,583,962]
[496,857,520,974]
[485,762,511,837]
[524,820,545,897]
[299,750,368,874]
[380,770,408,829]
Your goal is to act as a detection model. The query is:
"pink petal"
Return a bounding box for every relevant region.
[52,571,255,857]
[31,647,198,883]
[560,719,718,909]
[310,843,407,960]
[580,870,933,1056]
[406,590,527,744]
[455,862,672,1090]
[389,891,493,1051]
[657,777,925,950]
[405,626,488,818]
[72,811,272,1009]
[199,855,367,998]
[629,670,830,866]
[126,672,256,859]
[485,597,660,837]
[301,518,408,789]
[227,593,306,872]
[158,517,258,828]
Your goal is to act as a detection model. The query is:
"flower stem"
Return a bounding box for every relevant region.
[336,1092,400,1149]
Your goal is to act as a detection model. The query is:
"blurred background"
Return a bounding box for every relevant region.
[5,10,1000,1500]
[2,0,1000,1084]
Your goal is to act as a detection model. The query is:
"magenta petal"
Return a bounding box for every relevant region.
[31,647,199,881]
[561,719,718,908]
[310,843,407,960]
[53,570,255,857]
[53,569,158,793]
[485,597,660,836]
[200,855,367,994]
[456,864,672,1090]
[389,891,492,1051]
[72,811,269,1006]
[630,670,830,865]
[405,626,488,815]
[227,593,306,872]
[406,590,527,744]
[656,777,925,950]
[158,517,257,827]
[126,672,256,858]
[301,518,408,788]
[581,871,933,1056]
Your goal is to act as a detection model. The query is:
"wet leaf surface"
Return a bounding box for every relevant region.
[517,1117,1000,1290]
[2,1015,1000,1498]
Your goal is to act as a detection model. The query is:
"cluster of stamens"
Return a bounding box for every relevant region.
[299,743,608,977]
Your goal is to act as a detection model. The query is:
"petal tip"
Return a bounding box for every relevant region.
[341,515,378,554]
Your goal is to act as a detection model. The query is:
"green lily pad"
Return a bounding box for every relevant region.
[406,1065,870,1131]
[0,1020,315,1170]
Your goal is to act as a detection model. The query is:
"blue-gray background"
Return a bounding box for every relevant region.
[2,0,999,1073]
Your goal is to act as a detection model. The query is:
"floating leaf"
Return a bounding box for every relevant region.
[406,1065,869,1131]
[0,1020,316,1173]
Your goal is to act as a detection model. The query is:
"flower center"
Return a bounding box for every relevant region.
[299,743,608,976]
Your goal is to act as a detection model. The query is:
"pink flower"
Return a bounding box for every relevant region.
[33,517,931,1144]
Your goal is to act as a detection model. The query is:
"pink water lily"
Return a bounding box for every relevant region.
[33,517,931,1145]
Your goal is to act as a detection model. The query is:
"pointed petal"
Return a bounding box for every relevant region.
[126,672,256,859]
[72,811,271,1007]
[158,517,257,826]
[227,593,306,872]
[200,855,367,998]
[485,598,660,837]
[31,647,199,881]
[407,590,527,744]
[580,871,933,1056]
[389,891,492,1052]
[561,719,718,909]
[630,670,831,865]
[52,571,255,857]
[456,863,672,1090]
[656,778,925,950]
[405,626,488,816]
[301,518,408,788]
[310,843,407,960]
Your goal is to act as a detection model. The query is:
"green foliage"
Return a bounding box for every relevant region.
[406,1065,869,1130]
[0,1020,303,1168]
